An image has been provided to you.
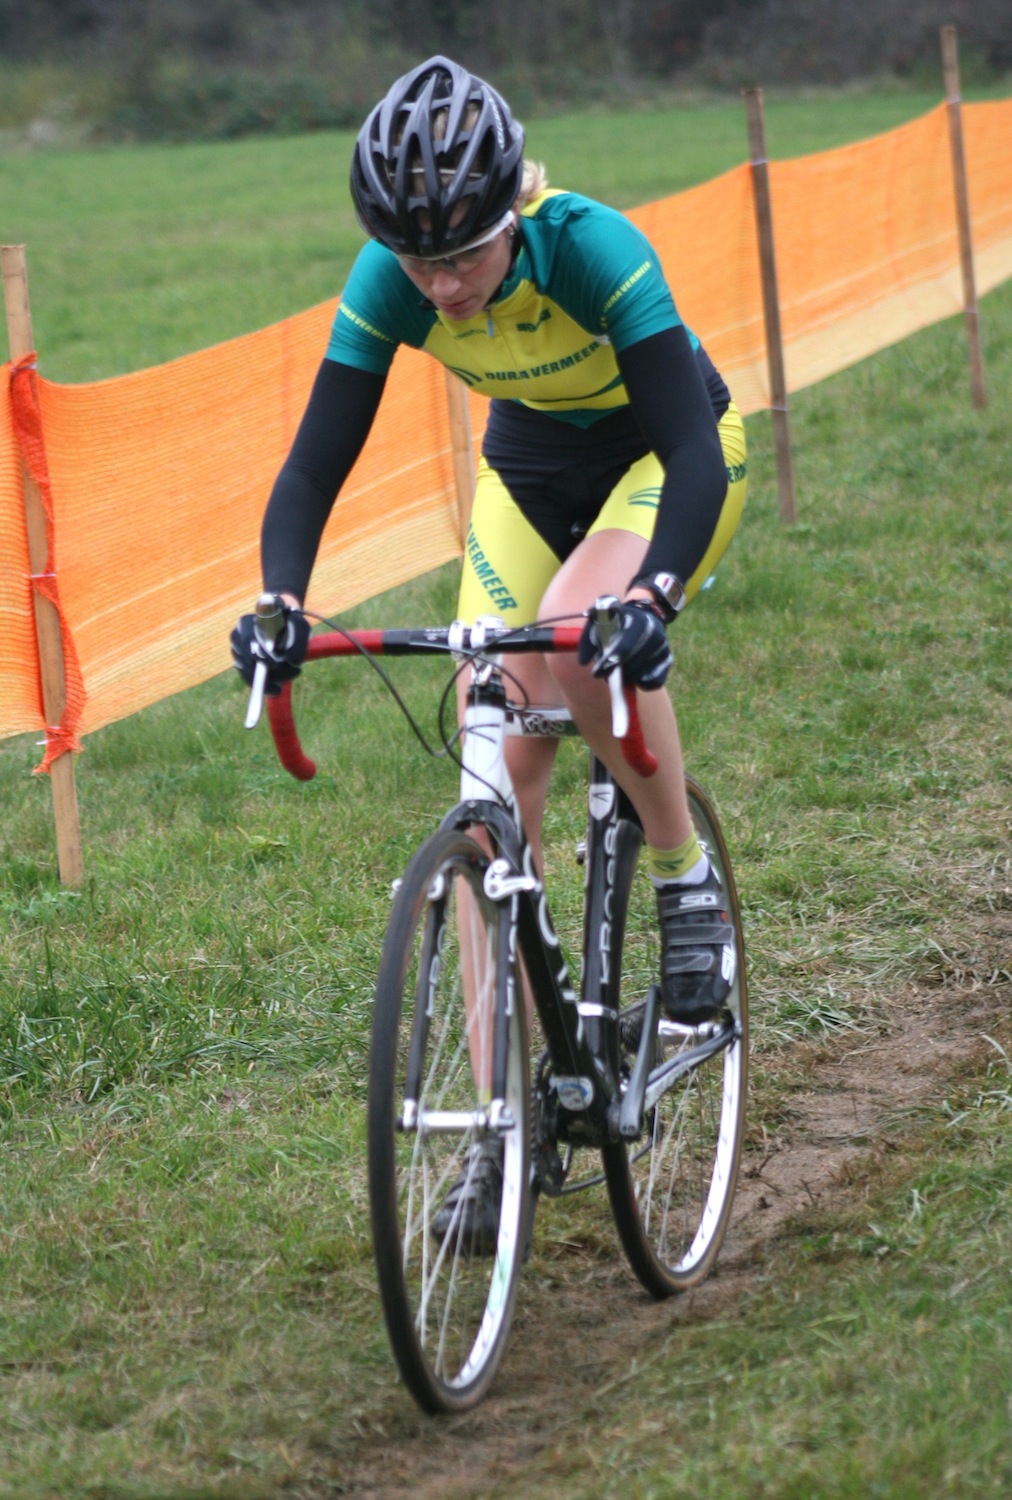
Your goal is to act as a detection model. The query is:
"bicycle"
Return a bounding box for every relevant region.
[245,594,748,1413]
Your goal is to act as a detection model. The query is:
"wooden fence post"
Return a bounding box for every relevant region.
[2,244,84,886]
[444,370,475,544]
[941,25,988,410]
[743,87,797,525]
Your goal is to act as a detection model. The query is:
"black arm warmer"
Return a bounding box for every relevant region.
[616,327,729,587]
[260,357,386,601]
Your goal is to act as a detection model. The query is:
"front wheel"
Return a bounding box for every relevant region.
[367,828,530,1412]
[602,776,748,1297]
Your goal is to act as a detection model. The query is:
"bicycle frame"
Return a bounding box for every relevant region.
[255,608,735,1167]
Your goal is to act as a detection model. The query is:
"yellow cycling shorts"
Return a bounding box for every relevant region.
[457,401,748,626]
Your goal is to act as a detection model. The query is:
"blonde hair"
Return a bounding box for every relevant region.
[518,159,549,208]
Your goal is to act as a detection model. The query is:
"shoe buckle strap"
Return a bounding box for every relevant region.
[662,917,736,949]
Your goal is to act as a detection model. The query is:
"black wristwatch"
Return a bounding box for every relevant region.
[629,570,686,623]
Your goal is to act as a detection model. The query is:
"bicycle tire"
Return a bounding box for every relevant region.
[601,775,748,1297]
[368,827,530,1412]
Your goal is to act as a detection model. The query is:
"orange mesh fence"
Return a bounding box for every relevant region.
[772,106,960,391]
[1,97,1009,750]
[31,312,463,736]
[965,100,1012,296]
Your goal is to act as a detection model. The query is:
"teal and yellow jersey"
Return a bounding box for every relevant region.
[262,187,742,605]
[327,190,695,428]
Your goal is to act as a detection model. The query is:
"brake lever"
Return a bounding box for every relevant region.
[244,592,287,729]
[590,596,629,739]
[606,662,629,738]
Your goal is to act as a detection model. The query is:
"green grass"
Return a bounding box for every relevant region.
[499,1080,1012,1500]
[1,91,1011,1496]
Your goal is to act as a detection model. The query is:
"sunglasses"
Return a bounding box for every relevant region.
[396,210,515,277]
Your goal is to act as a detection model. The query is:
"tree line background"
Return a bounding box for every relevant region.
[1,0,1010,143]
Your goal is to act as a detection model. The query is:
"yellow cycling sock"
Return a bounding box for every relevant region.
[646,833,707,885]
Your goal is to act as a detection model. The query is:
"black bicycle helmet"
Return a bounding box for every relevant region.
[350,55,525,257]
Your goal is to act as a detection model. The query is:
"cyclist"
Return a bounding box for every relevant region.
[232,56,746,1231]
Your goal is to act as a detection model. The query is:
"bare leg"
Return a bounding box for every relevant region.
[538,529,695,848]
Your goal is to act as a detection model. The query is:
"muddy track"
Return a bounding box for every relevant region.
[334,945,1009,1500]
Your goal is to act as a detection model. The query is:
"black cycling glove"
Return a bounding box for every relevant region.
[230,609,311,696]
[578,599,672,691]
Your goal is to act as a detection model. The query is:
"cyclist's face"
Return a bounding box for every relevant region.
[397,214,514,322]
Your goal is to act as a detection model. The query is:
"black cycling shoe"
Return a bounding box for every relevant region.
[432,1137,504,1256]
[655,865,736,1024]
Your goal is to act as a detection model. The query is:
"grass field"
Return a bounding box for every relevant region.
[1,87,1011,1498]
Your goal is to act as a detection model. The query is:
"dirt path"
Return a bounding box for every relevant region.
[335,962,1009,1500]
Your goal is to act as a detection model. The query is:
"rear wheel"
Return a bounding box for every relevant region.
[602,777,748,1296]
[367,828,530,1411]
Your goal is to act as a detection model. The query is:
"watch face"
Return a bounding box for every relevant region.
[652,572,685,614]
